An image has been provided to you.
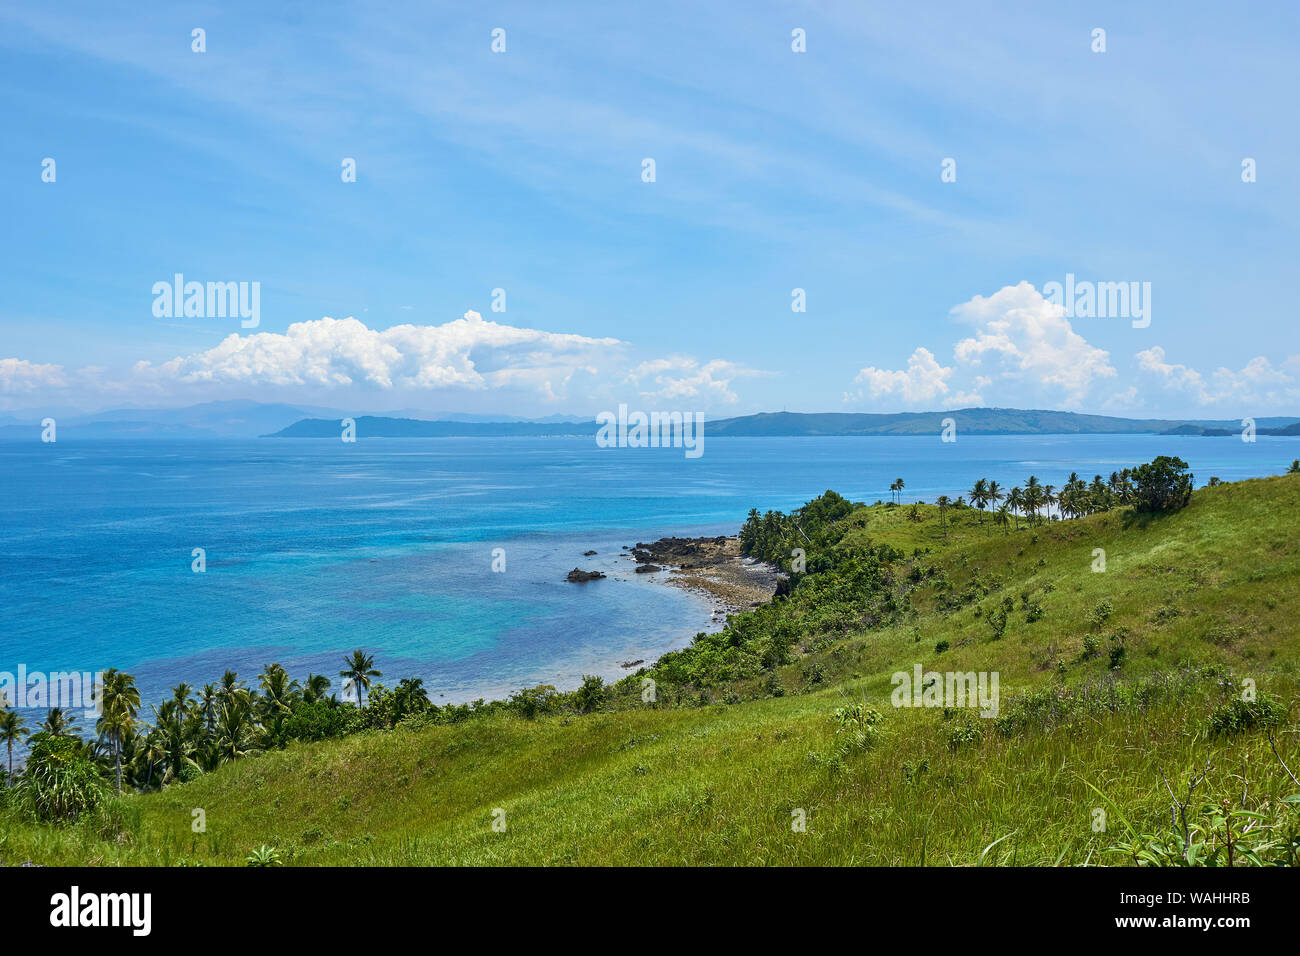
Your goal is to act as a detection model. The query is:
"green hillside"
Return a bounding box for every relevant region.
[3,468,1299,866]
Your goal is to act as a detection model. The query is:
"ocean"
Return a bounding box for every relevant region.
[2,434,1296,720]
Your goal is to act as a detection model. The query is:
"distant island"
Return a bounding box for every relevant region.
[1159,421,1300,437]
[264,408,1300,438]
[3,402,1298,440]
[267,417,599,438]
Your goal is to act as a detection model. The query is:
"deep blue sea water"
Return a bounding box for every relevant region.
[2,434,1296,722]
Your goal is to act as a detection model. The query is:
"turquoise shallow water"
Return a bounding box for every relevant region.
[2,433,1296,715]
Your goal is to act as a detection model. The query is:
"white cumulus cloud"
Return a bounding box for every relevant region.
[847,283,1117,410]
[0,358,67,394]
[853,347,952,404]
[950,281,1115,406]
[140,311,623,392]
[1136,346,1298,406]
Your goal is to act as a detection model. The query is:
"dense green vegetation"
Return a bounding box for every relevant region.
[2,459,1298,866]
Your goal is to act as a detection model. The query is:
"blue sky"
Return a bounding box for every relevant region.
[2,0,1297,418]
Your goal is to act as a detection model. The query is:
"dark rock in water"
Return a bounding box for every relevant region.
[620,659,645,669]
[635,564,662,574]
[633,535,731,567]
[566,568,606,582]
[583,550,597,556]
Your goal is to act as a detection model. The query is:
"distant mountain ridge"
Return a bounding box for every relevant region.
[2,402,1297,440]
[268,417,598,438]
[264,407,1300,438]
[703,408,1300,436]
[0,401,591,439]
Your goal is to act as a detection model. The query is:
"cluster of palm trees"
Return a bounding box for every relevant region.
[0,650,428,796]
[926,469,1141,536]
[888,478,906,504]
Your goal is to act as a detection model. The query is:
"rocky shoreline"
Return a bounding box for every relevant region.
[561,532,786,664]
[624,534,786,620]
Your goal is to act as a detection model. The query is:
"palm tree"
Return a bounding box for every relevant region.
[1289,459,1299,474]
[936,495,950,538]
[1042,484,1057,521]
[393,677,431,719]
[340,650,382,709]
[970,478,990,526]
[1006,487,1023,530]
[1067,487,1086,519]
[994,505,1011,533]
[1023,475,1042,524]
[95,668,141,792]
[198,684,219,736]
[213,697,256,764]
[140,734,168,790]
[0,708,28,786]
[1114,468,1135,506]
[39,707,78,738]
[1089,475,1109,512]
[257,663,300,719]
[986,480,1003,513]
[302,674,331,703]
[151,700,199,784]
[218,670,250,709]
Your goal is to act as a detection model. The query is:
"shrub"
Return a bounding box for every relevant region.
[946,715,985,750]
[13,735,108,823]
[573,674,607,714]
[284,699,361,742]
[1207,694,1287,737]
[509,685,560,719]
[1088,599,1114,631]
[1105,798,1300,867]
[988,608,1008,640]
[830,702,884,755]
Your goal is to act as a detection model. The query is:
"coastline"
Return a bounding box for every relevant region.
[581,534,785,642]
[628,535,786,617]
[11,433,1296,717]
[553,532,785,681]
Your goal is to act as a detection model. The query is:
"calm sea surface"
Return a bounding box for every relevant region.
[2,434,1296,716]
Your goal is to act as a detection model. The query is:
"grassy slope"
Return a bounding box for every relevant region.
[4,475,1298,865]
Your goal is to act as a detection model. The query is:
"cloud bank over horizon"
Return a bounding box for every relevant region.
[845,282,1298,417]
[0,310,772,416]
[4,286,1298,419]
